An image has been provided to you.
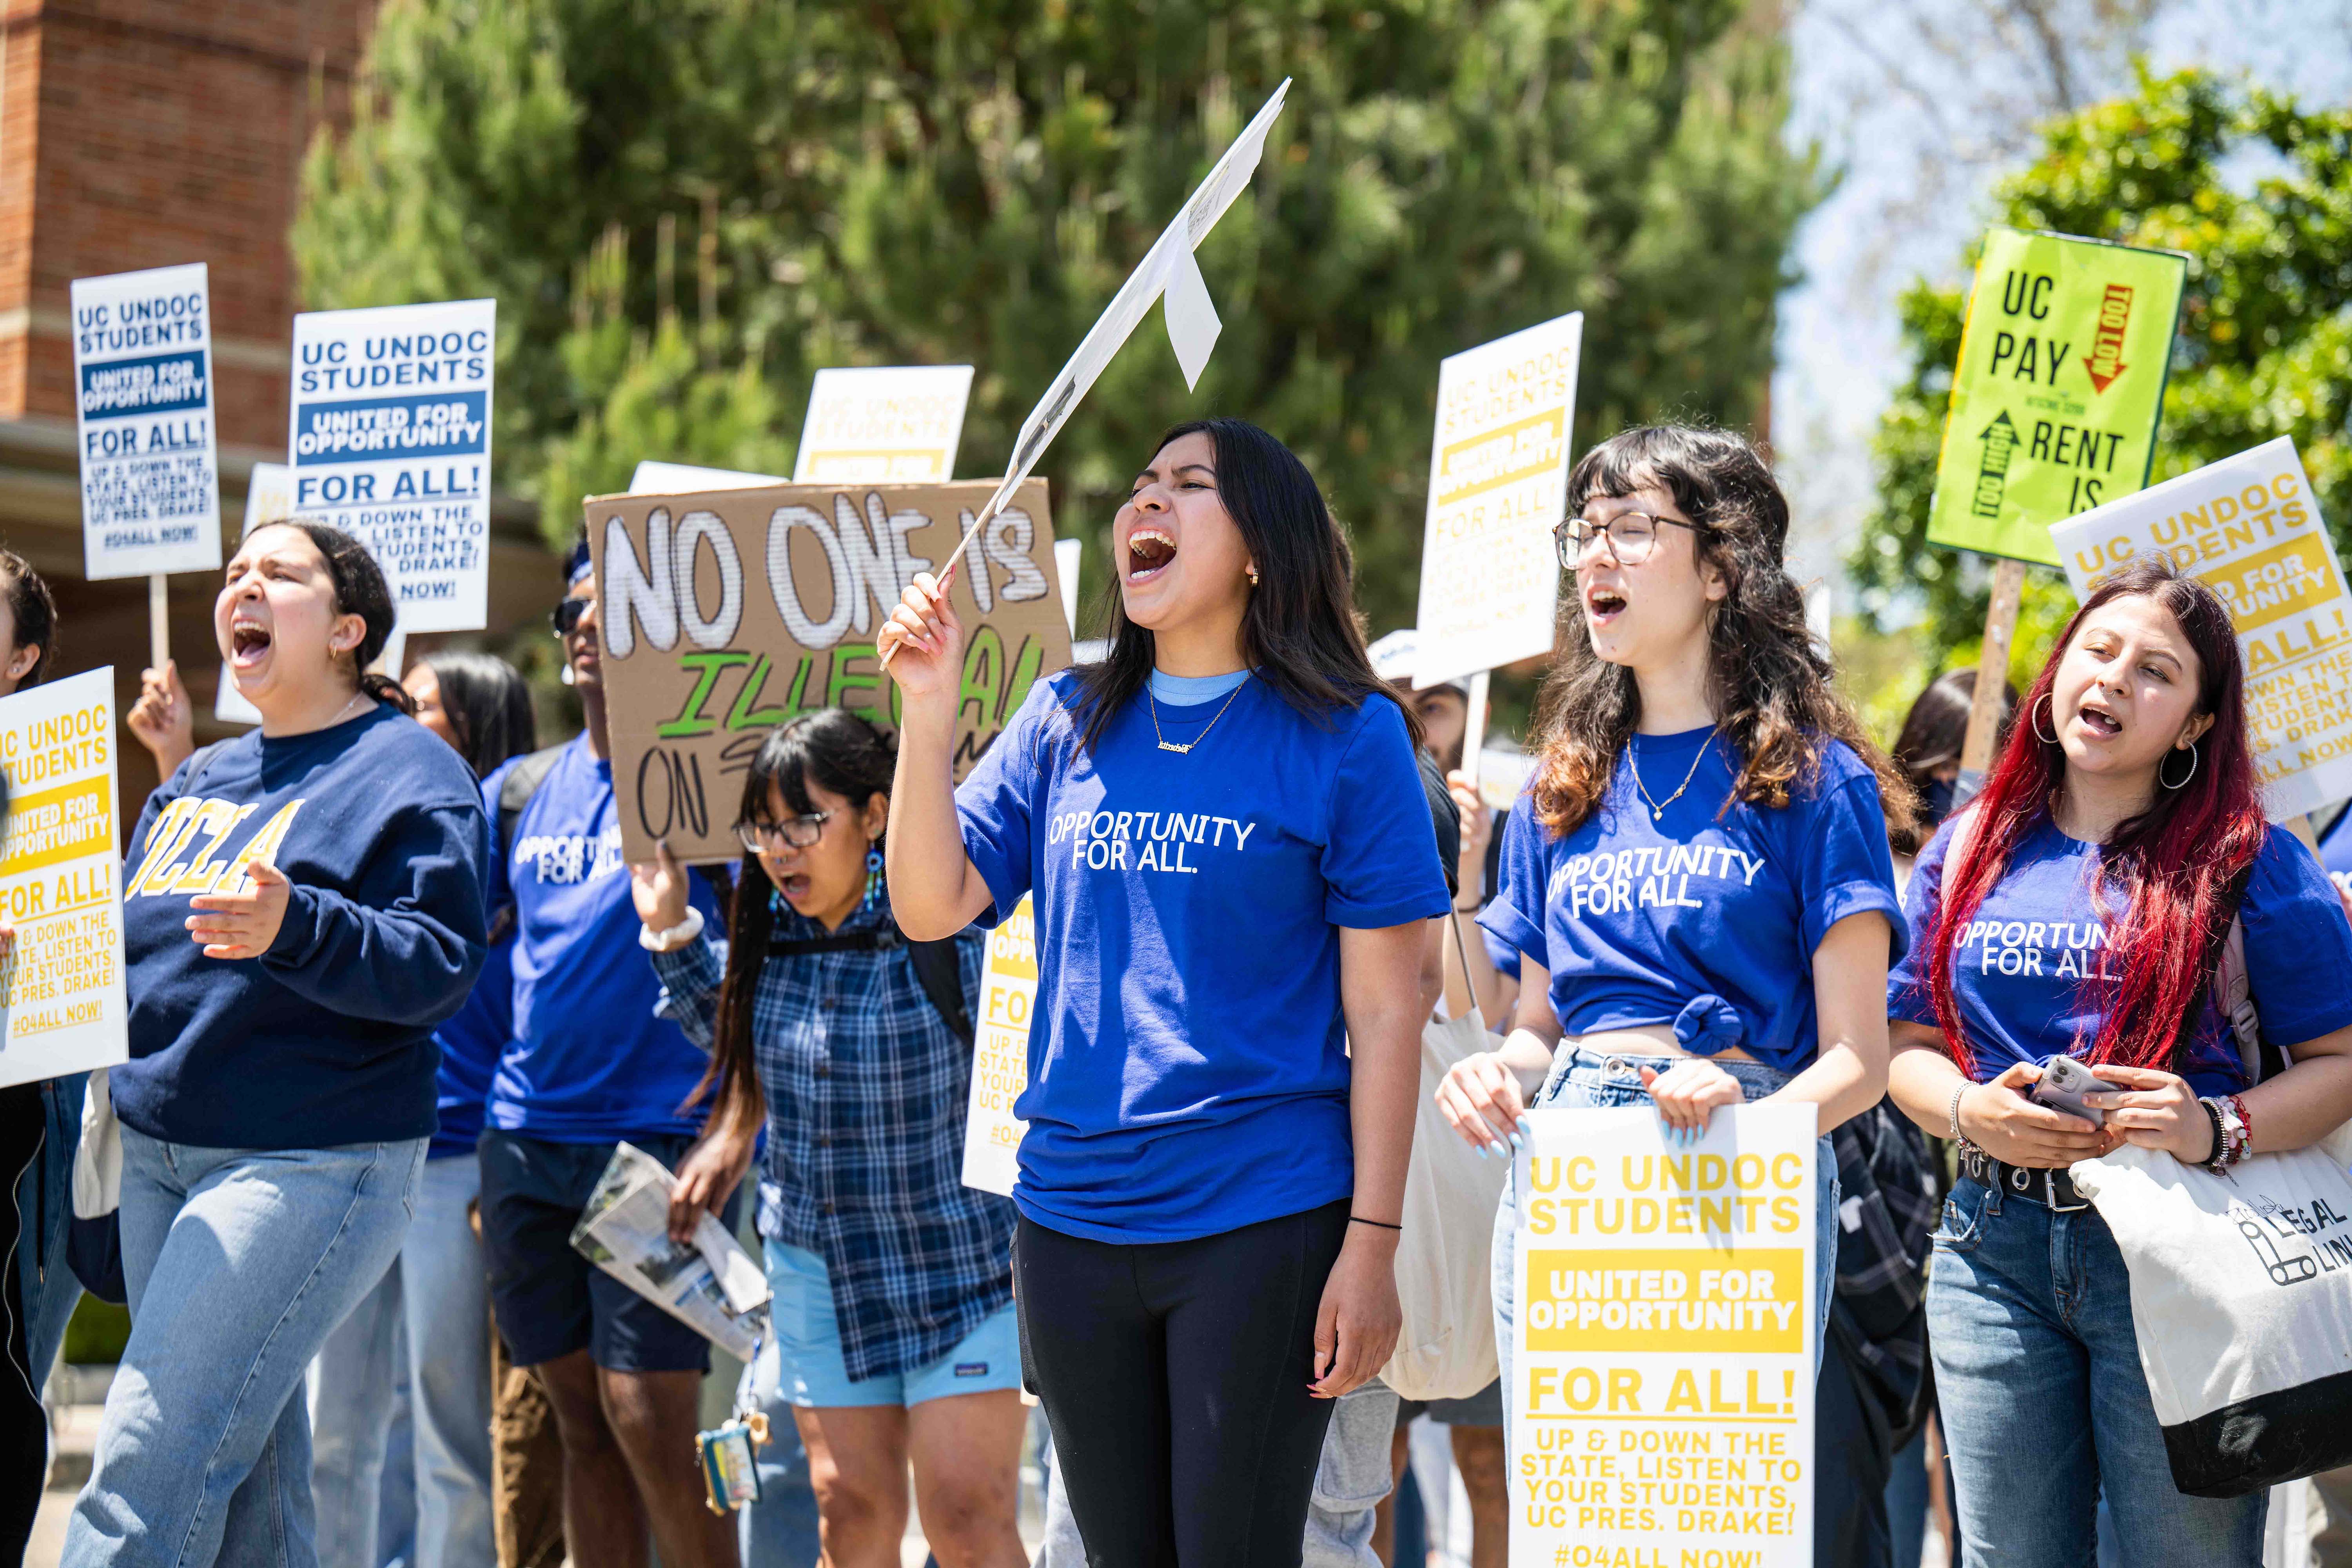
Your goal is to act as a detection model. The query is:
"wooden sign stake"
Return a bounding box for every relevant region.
[147,573,168,672]
[1956,557,2027,796]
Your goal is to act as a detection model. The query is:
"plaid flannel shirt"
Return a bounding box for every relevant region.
[1827,1102,1940,1438]
[651,900,1013,1382]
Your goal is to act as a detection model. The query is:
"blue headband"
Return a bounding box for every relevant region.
[564,541,593,588]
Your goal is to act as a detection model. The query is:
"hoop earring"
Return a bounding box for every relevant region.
[2159,744,2199,790]
[2031,695,2057,745]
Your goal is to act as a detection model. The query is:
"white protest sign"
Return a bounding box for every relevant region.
[960,898,1037,1197]
[1413,313,1583,689]
[973,79,1290,534]
[290,299,496,632]
[2051,437,2352,821]
[1512,1104,1816,1566]
[626,460,784,495]
[71,263,221,579]
[0,668,129,1086]
[793,366,974,486]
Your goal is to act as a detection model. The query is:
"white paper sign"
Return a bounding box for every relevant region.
[0,668,129,1086]
[792,367,974,486]
[1413,314,1583,688]
[1511,1104,1816,1566]
[70,263,221,579]
[626,460,784,495]
[979,79,1290,528]
[960,897,1037,1198]
[289,299,497,632]
[2050,437,2352,820]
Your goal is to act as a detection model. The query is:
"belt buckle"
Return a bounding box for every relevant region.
[2045,1171,2089,1214]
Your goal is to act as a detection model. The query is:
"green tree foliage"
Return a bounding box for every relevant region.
[1852,69,2352,671]
[296,0,1812,628]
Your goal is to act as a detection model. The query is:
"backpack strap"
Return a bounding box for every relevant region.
[497,744,569,857]
[768,927,975,1047]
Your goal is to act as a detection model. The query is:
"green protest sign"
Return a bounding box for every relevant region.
[1926,227,2186,565]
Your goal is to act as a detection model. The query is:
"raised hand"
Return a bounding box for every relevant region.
[876,572,967,709]
[129,659,195,778]
[629,840,691,934]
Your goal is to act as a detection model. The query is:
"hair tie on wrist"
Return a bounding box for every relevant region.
[1349,1215,1402,1232]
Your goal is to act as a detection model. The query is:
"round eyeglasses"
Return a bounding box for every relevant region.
[738,810,835,854]
[1553,510,1702,570]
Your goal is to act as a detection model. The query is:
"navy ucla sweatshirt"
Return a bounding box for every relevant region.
[113,705,489,1149]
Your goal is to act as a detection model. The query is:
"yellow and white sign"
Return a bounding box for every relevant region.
[0,668,128,1086]
[792,366,975,486]
[2050,437,2352,821]
[1412,313,1583,688]
[1511,1103,1817,1567]
[960,895,1036,1197]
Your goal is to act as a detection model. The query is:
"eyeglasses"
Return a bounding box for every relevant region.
[551,597,592,637]
[738,810,835,854]
[1554,510,1701,570]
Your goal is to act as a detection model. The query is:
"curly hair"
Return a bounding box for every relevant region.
[1528,425,1915,839]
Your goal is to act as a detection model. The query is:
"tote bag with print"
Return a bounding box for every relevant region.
[2069,1123,2352,1498]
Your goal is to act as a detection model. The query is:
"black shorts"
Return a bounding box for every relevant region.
[477,1129,740,1374]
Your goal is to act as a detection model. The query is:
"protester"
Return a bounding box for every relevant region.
[881,417,1447,1564]
[475,549,737,1568]
[1884,554,2352,1566]
[307,651,538,1568]
[1436,425,1909,1409]
[65,520,489,1568]
[0,549,79,1562]
[1889,670,2016,860]
[632,708,1021,1568]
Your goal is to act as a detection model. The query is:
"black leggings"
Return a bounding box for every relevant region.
[1017,1200,1348,1568]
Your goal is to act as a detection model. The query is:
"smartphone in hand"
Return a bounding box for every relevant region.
[2029,1053,2109,1128]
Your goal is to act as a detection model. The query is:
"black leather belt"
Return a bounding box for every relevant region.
[1957,1145,2090,1212]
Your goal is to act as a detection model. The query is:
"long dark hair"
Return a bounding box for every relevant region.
[691,709,898,1138]
[420,650,537,778]
[267,520,416,714]
[1892,669,2016,852]
[1073,418,1414,751]
[1527,425,1912,837]
[1926,554,2265,1078]
[0,548,55,686]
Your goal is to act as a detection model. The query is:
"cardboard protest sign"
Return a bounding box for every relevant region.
[1927,229,2185,566]
[587,479,1069,864]
[71,263,221,579]
[1511,1104,1818,1565]
[0,669,129,1087]
[2052,438,2352,820]
[960,898,1037,1197]
[1412,313,1583,689]
[793,367,974,486]
[290,299,497,631]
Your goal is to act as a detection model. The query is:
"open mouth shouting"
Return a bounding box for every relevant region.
[229,615,273,671]
[1127,526,1178,584]
[2074,696,2123,739]
[1584,581,1629,627]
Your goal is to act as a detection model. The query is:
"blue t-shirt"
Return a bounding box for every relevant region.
[2321,805,2352,904]
[430,934,510,1159]
[1480,728,1906,1073]
[1889,813,2352,1096]
[483,734,722,1142]
[956,671,1452,1243]
[116,707,489,1149]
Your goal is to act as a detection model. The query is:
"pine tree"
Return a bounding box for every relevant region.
[297,0,1813,628]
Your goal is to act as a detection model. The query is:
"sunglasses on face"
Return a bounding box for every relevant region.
[551,597,591,637]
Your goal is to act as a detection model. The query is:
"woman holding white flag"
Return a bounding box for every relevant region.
[880,417,1446,1565]
[1435,425,1909,1393]
[1884,555,2352,1566]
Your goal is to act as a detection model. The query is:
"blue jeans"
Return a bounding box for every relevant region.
[1492,1049,1838,1409]
[398,1156,495,1568]
[306,1261,412,1568]
[1927,1176,2266,1568]
[16,1071,87,1390]
[732,1329,822,1568]
[64,1128,427,1568]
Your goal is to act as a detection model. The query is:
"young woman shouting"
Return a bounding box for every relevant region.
[1435,425,1909,1389]
[1886,556,2352,1565]
[635,710,1022,1568]
[65,522,488,1568]
[880,418,1448,1565]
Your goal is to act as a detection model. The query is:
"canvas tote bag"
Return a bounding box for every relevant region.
[2068,1122,2352,1497]
[1380,913,1511,1401]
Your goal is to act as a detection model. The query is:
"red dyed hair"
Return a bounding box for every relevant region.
[1926,555,2267,1078]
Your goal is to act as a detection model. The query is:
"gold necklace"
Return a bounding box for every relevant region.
[1148,676,1249,755]
[1631,731,1716,821]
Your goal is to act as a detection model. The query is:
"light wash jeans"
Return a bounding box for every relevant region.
[64,1127,426,1568]
[17,1071,87,1394]
[307,1262,412,1568]
[1928,1175,2267,1567]
[1491,1049,1839,1412]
